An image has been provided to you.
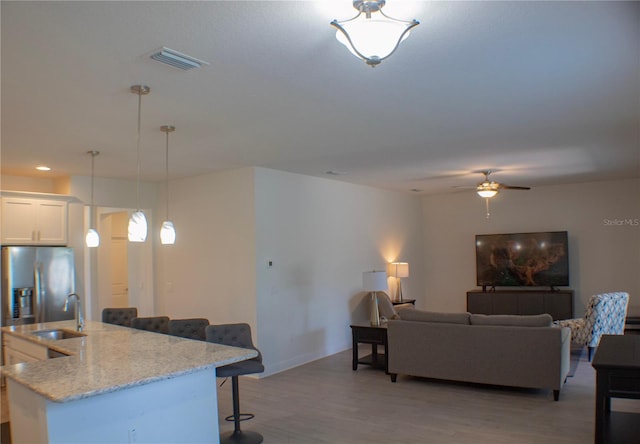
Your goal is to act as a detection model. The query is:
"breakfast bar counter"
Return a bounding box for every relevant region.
[1,320,257,443]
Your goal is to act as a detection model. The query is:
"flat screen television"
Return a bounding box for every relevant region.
[476,231,569,289]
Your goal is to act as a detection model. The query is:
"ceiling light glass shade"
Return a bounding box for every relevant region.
[85,228,100,248]
[128,211,148,242]
[477,188,499,198]
[331,1,419,67]
[160,220,176,245]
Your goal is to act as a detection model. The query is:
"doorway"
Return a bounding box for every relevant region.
[105,212,129,307]
[91,207,155,320]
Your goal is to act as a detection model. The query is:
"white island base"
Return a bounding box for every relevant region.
[8,368,219,443]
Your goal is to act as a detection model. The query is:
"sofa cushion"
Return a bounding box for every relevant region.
[470,313,553,327]
[398,308,471,324]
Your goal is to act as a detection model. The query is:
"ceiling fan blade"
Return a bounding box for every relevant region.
[500,185,531,190]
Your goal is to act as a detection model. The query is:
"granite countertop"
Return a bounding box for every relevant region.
[1,320,257,403]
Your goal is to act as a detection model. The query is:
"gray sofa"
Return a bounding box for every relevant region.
[387,309,571,401]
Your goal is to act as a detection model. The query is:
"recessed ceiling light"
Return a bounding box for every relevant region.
[36,166,51,171]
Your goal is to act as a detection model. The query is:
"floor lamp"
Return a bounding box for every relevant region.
[363,271,388,326]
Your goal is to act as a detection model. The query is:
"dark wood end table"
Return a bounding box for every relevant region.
[392,299,416,306]
[591,334,640,444]
[350,322,388,373]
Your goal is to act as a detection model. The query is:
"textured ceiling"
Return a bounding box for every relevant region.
[1,1,638,194]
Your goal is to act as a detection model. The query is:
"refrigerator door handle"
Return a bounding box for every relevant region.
[34,262,44,323]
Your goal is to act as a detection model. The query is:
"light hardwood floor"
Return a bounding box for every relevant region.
[2,347,638,443]
[216,346,640,444]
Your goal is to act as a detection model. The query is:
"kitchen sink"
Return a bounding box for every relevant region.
[32,329,86,340]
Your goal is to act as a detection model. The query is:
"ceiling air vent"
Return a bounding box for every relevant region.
[150,47,209,71]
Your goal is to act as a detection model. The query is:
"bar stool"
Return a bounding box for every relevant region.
[101,307,138,327]
[168,318,210,341]
[131,316,170,334]
[206,323,264,444]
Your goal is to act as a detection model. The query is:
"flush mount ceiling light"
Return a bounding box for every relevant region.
[160,125,176,245]
[330,0,419,67]
[128,85,150,243]
[85,150,100,248]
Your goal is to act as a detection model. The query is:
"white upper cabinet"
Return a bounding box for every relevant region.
[1,197,68,245]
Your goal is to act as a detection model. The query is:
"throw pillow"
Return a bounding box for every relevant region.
[469,313,553,327]
[398,308,471,324]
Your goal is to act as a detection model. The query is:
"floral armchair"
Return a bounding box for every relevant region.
[556,292,629,361]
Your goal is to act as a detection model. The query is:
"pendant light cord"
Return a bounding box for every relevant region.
[165,130,170,220]
[136,90,142,212]
[90,152,95,228]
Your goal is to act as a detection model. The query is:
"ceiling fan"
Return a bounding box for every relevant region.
[474,170,531,198]
[455,170,531,219]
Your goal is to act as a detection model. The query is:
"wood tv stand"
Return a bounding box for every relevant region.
[466,289,573,321]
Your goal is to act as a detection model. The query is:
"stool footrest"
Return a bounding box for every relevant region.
[225,413,255,423]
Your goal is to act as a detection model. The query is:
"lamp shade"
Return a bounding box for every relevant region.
[363,271,387,292]
[128,210,148,242]
[389,262,409,278]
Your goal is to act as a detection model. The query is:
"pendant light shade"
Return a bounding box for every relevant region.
[128,210,148,242]
[160,221,176,244]
[85,229,100,248]
[128,84,150,242]
[160,125,176,245]
[85,150,100,248]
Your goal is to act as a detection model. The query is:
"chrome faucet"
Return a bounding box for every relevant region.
[64,293,84,332]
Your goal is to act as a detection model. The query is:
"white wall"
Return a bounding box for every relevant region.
[421,178,640,317]
[0,175,66,193]
[68,176,158,320]
[154,168,258,329]
[254,168,424,375]
[153,167,424,376]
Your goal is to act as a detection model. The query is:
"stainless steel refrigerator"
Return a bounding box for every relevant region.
[1,246,76,328]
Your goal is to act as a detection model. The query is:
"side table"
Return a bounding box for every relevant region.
[624,316,640,335]
[591,334,640,444]
[350,322,388,373]
[392,299,416,306]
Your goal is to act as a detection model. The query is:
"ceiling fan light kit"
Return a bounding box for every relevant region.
[470,171,531,219]
[330,0,419,67]
[474,171,530,199]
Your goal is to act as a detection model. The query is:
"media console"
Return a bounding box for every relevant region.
[466,289,573,321]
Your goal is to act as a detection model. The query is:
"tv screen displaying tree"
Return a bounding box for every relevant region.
[476,231,569,288]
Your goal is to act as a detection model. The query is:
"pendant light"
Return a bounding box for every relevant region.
[128,84,150,242]
[85,150,100,248]
[160,125,176,245]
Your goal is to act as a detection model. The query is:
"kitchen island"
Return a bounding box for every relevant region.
[1,320,258,443]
